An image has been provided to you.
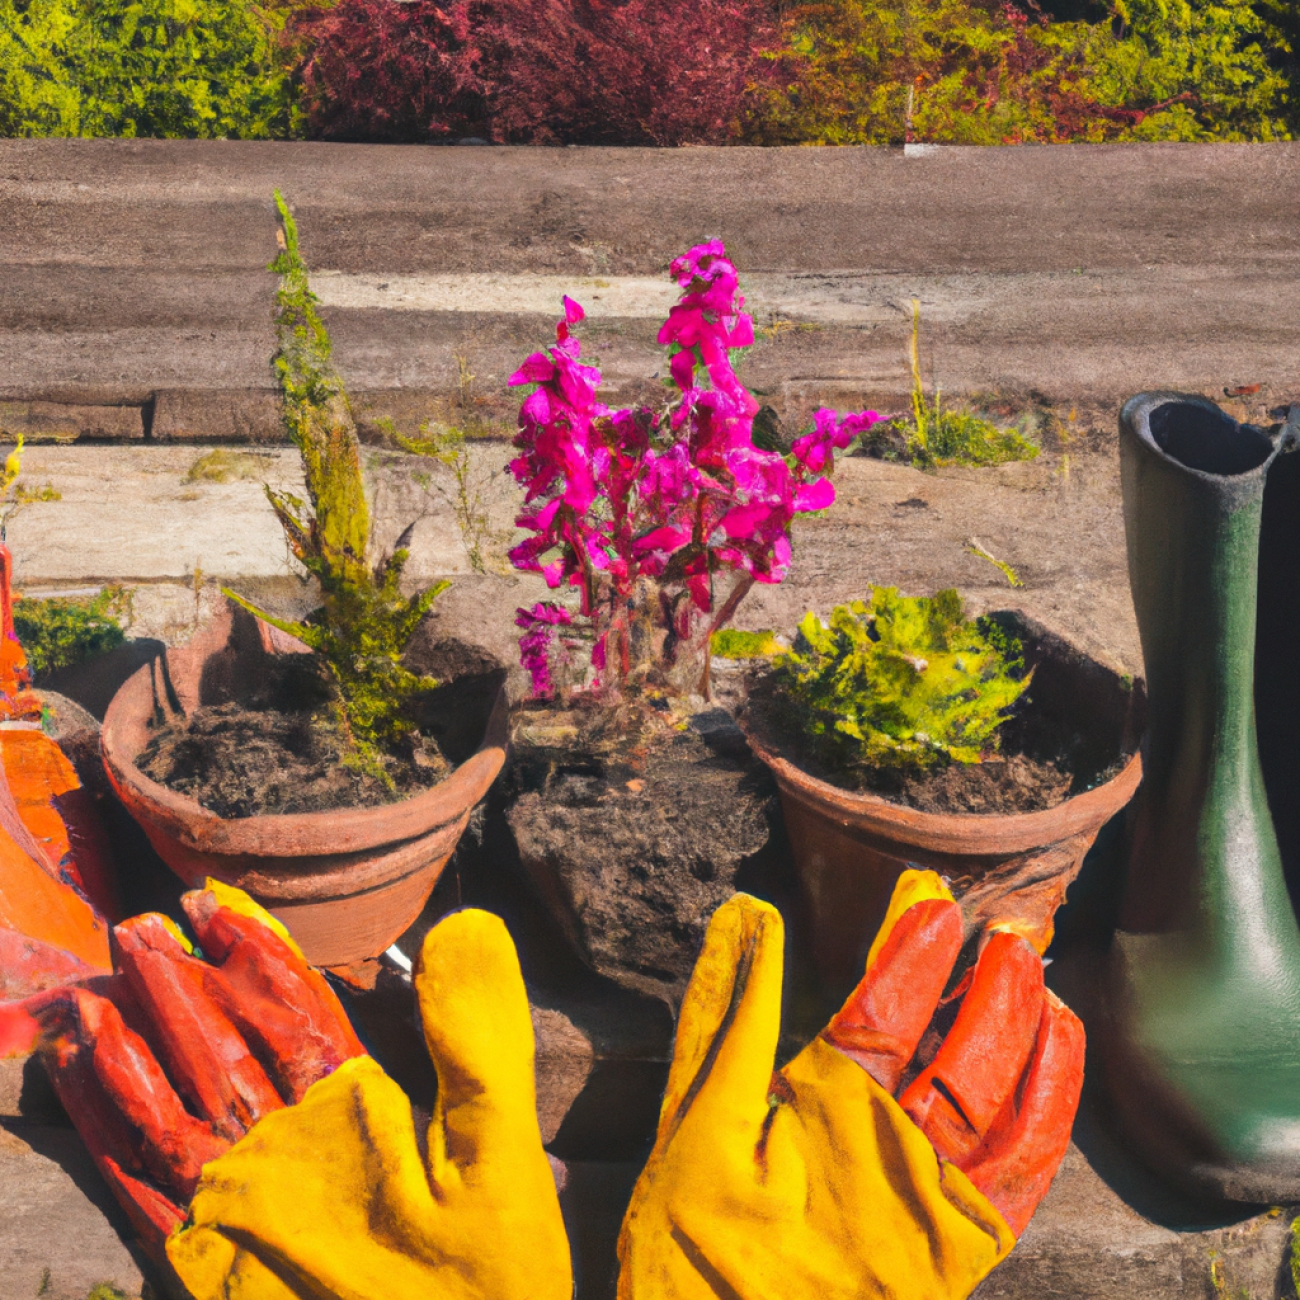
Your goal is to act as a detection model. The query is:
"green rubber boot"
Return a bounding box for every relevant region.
[1099,392,1300,1202]
[1255,402,1300,910]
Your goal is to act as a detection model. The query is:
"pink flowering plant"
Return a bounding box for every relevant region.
[510,241,881,703]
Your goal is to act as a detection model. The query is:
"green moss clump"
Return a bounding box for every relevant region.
[225,192,447,785]
[710,629,781,660]
[771,587,1029,773]
[900,300,1039,469]
[918,410,1040,467]
[13,587,127,680]
[183,449,277,484]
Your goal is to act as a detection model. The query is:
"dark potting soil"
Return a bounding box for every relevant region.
[137,637,504,818]
[504,701,778,1006]
[744,673,1124,816]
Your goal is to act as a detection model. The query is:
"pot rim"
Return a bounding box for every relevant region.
[738,616,1145,862]
[101,640,508,859]
[741,719,1142,856]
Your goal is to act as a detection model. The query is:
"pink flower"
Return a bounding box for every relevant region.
[516,602,574,698]
[792,407,883,476]
[509,352,556,386]
[794,477,836,512]
[508,243,857,701]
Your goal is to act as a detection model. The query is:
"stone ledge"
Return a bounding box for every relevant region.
[0,399,143,442]
[150,388,281,443]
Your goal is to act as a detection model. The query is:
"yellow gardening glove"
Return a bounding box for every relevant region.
[167,906,573,1300]
[617,875,1082,1300]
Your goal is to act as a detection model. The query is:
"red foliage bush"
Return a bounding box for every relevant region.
[293,0,486,141]
[294,0,779,145]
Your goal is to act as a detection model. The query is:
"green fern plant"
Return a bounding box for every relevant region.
[771,587,1029,773]
[224,191,447,783]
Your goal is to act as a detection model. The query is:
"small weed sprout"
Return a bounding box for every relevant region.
[771,587,1030,775]
[876,301,1040,469]
[0,436,61,539]
[398,421,497,575]
[224,192,449,784]
[965,537,1024,588]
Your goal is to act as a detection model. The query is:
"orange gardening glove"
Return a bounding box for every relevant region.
[823,870,1085,1237]
[617,871,1084,1300]
[5,882,368,1253]
[3,887,573,1300]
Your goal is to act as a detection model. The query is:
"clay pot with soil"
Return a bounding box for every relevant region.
[738,601,1145,988]
[101,198,508,971]
[501,700,780,1006]
[102,601,507,970]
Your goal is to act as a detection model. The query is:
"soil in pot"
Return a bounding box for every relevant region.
[136,635,505,819]
[504,701,780,1007]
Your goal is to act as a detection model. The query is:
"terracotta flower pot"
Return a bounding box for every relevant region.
[101,603,507,969]
[740,612,1145,987]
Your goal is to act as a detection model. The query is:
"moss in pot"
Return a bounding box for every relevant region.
[499,242,885,1007]
[100,195,507,969]
[736,588,1145,991]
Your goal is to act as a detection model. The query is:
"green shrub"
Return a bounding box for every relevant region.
[1080,0,1291,141]
[771,588,1029,773]
[13,586,128,679]
[225,192,448,785]
[0,0,297,138]
[748,0,1293,145]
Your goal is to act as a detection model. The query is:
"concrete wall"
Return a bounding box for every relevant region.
[2,139,1297,445]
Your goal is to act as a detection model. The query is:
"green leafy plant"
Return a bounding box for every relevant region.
[13,586,128,679]
[771,587,1030,772]
[748,0,1293,145]
[0,434,63,538]
[224,191,448,783]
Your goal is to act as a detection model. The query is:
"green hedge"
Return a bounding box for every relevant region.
[0,0,1294,142]
[0,0,296,137]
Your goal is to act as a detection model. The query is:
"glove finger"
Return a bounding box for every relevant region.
[0,986,68,1056]
[960,990,1085,1237]
[182,881,365,1103]
[657,893,784,1145]
[899,930,1044,1164]
[42,984,229,1204]
[415,909,543,1177]
[0,787,111,976]
[823,870,962,1093]
[113,913,284,1141]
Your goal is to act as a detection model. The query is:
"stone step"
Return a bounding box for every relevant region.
[3,140,1297,444]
